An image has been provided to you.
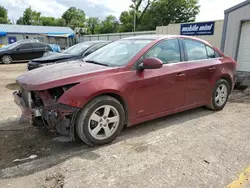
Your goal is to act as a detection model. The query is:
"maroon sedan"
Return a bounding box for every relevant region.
[13,35,236,146]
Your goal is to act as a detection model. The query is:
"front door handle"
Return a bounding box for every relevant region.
[208,67,216,72]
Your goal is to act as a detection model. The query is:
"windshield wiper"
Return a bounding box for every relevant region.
[85,60,108,66]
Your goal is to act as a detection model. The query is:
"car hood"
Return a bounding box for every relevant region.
[17,60,117,91]
[0,48,8,52]
[31,52,79,63]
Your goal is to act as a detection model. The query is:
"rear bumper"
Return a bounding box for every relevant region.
[13,91,32,119]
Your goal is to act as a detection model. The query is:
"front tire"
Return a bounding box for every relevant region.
[207,79,230,111]
[1,55,12,64]
[76,96,125,146]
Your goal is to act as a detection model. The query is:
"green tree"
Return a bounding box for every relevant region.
[119,10,134,32]
[40,16,55,26]
[16,7,42,25]
[22,7,32,24]
[62,7,86,29]
[143,0,200,29]
[120,0,200,31]
[86,17,100,34]
[16,17,24,24]
[32,11,41,25]
[129,0,157,30]
[99,15,119,34]
[55,18,66,27]
[0,6,10,24]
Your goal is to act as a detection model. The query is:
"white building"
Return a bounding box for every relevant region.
[221,0,250,87]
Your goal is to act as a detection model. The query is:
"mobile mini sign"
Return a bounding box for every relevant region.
[180,21,215,36]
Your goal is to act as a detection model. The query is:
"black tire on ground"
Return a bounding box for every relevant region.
[1,55,12,64]
[234,85,248,91]
[206,79,230,111]
[76,95,125,146]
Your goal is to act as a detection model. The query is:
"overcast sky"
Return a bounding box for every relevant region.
[4,0,246,23]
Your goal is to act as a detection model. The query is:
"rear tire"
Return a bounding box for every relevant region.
[1,55,12,64]
[206,79,230,111]
[76,96,125,146]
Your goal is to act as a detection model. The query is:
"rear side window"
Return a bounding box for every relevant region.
[183,40,207,61]
[19,43,32,50]
[33,43,45,48]
[206,46,221,58]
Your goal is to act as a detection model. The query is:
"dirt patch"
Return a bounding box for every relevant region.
[44,173,65,188]
[229,89,250,103]
[0,122,83,170]
[5,83,20,90]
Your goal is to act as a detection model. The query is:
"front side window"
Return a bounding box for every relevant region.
[144,39,181,64]
[183,40,207,61]
[84,39,152,67]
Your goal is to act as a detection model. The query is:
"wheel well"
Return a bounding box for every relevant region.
[0,54,10,60]
[221,76,233,92]
[98,93,129,125]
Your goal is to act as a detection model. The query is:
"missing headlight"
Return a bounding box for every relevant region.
[48,83,79,100]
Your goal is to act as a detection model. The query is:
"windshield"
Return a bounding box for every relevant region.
[2,42,19,49]
[83,39,153,67]
[63,42,93,55]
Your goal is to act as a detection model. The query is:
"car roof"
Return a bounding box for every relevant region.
[122,35,211,46]
[81,40,111,45]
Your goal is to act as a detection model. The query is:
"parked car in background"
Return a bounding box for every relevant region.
[27,40,110,70]
[14,35,236,146]
[0,41,53,64]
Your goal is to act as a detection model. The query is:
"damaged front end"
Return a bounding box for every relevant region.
[13,83,80,140]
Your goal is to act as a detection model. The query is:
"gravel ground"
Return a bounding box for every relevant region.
[0,63,25,122]
[0,63,250,188]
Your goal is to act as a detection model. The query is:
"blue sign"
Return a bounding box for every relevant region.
[8,36,17,44]
[180,21,215,36]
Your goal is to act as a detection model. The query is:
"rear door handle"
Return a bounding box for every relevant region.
[208,67,216,72]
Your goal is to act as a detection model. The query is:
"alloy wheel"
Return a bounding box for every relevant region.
[215,83,228,107]
[88,105,120,140]
[2,55,12,64]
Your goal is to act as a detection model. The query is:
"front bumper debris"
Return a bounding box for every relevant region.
[13,91,32,121]
[13,89,80,139]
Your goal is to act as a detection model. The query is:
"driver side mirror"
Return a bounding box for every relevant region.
[137,57,163,71]
[15,47,20,51]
